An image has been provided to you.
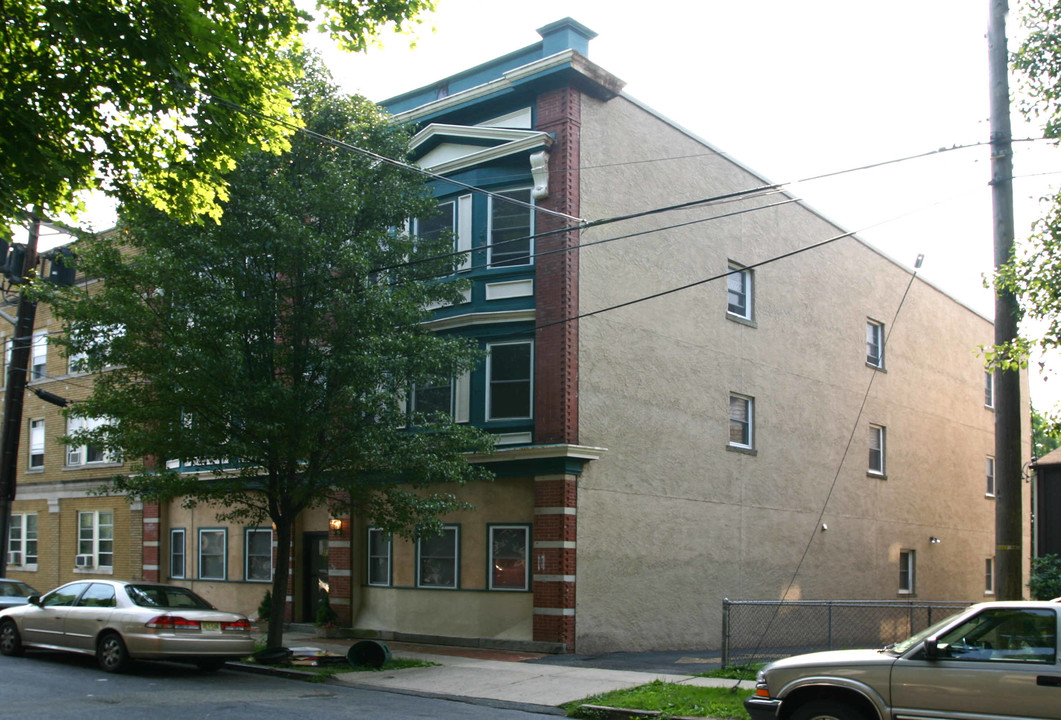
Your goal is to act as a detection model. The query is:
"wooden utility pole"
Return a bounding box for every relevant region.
[988,0,1024,600]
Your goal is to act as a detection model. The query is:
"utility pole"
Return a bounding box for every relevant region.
[988,0,1024,600]
[0,213,41,578]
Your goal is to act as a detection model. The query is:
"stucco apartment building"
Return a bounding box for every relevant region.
[2,18,1029,654]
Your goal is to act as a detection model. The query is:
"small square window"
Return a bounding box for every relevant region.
[489,525,529,591]
[729,394,754,449]
[170,529,186,579]
[866,321,884,368]
[367,528,392,587]
[727,265,752,320]
[869,425,886,476]
[417,526,459,589]
[198,529,226,580]
[245,528,272,582]
[29,418,44,469]
[899,549,915,594]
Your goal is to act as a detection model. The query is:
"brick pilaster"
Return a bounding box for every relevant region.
[327,512,353,626]
[534,86,581,445]
[141,502,160,582]
[533,474,577,650]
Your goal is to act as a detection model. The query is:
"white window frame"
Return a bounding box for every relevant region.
[66,416,116,466]
[866,320,884,369]
[727,264,752,320]
[899,549,915,594]
[367,527,392,587]
[8,513,38,569]
[986,456,996,497]
[77,510,114,570]
[729,394,754,449]
[486,341,534,421]
[198,528,227,580]
[488,524,530,592]
[28,418,44,469]
[487,188,534,267]
[31,330,47,380]
[170,528,186,579]
[985,557,995,595]
[985,371,995,409]
[416,525,459,589]
[244,527,272,583]
[869,424,886,476]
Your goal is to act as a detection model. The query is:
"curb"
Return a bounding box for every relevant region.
[577,705,723,720]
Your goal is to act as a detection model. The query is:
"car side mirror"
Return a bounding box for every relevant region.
[27,595,41,607]
[924,638,940,660]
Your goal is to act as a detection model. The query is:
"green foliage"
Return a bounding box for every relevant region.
[43,55,492,648]
[257,590,273,622]
[1029,554,1061,600]
[1033,407,1061,459]
[315,591,340,628]
[995,1,1061,380]
[698,663,765,680]
[565,680,752,719]
[0,0,435,234]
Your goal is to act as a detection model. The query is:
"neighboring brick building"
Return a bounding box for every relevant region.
[2,19,1030,654]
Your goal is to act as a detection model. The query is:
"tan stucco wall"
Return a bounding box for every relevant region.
[573,94,1030,652]
[352,476,535,640]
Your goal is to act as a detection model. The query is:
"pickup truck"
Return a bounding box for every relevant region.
[744,600,1061,720]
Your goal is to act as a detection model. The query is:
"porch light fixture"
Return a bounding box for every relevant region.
[329,518,343,536]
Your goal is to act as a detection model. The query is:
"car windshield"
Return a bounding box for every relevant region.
[125,585,214,610]
[889,611,965,654]
[0,580,38,597]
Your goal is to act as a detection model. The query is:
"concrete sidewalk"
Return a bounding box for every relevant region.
[274,630,755,710]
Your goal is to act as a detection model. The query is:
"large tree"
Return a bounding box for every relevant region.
[42,57,493,648]
[1,0,433,232]
[992,1,1061,413]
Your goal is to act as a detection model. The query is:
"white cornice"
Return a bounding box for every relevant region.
[423,309,535,331]
[467,443,607,465]
[390,50,580,125]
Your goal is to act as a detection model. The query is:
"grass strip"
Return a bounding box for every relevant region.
[565,680,752,719]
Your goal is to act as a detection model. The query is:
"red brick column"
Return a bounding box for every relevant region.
[328,512,353,626]
[142,502,160,582]
[533,474,577,650]
[534,86,581,446]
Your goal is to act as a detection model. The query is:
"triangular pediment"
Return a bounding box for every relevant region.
[410,123,552,174]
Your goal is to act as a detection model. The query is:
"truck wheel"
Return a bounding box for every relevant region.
[790,699,872,720]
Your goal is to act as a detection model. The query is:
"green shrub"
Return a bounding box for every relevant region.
[257,590,272,621]
[1029,554,1061,600]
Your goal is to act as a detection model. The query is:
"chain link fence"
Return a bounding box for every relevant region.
[721,598,971,667]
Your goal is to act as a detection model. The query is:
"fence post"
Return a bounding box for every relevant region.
[828,601,834,650]
[721,598,731,668]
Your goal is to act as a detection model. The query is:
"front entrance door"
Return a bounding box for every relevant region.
[302,532,329,623]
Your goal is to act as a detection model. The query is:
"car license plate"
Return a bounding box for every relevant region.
[201,622,220,633]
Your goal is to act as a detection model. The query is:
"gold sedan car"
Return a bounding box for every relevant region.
[0,580,254,673]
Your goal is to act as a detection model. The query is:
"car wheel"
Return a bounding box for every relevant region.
[0,620,23,657]
[96,632,130,673]
[195,659,227,672]
[790,699,872,720]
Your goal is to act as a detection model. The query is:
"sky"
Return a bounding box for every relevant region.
[53,0,1061,410]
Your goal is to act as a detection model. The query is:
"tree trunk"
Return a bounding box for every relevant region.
[267,516,293,649]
